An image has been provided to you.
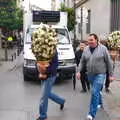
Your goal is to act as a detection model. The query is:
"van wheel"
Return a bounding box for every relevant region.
[23,75,29,81]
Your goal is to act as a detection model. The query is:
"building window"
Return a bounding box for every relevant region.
[86,9,91,34]
[110,0,120,31]
[78,23,81,33]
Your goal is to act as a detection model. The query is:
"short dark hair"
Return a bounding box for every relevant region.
[80,40,85,43]
[89,33,99,41]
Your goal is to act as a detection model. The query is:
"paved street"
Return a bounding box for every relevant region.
[0,0,120,119]
[0,54,110,120]
[103,61,120,120]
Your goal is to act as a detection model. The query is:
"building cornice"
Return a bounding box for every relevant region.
[76,0,89,8]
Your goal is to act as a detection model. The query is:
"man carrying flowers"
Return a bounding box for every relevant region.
[31,23,65,120]
[108,31,120,67]
[36,50,65,120]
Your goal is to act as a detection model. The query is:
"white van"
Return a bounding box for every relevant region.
[23,24,76,81]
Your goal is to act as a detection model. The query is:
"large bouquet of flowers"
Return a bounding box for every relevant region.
[108,31,120,62]
[108,31,120,50]
[31,23,58,79]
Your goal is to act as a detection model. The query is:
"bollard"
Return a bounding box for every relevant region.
[4,40,8,61]
[11,55,14,61]
[14,52,16,59]
[17,49,20,56]
[72,73,76,90]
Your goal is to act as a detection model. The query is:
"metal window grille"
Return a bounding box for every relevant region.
[86,9,91,34]
[78,23,81,33]
[110,0,120,31]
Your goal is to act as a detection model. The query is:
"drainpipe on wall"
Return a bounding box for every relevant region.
[73,0,77,51]
[80,7,83,41]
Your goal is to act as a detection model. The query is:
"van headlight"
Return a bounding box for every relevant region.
[24,59,36,67]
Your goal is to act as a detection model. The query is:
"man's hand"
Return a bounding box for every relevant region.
[39,73,47,79]
[76,72,81,80]
[109,76,115,82]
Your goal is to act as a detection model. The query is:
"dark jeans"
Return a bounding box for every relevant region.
[80,72,90,91]
[105,72,110,88]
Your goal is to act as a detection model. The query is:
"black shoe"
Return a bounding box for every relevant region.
[60,101,65,110]
[60,104,64,110]
[87,86,90,91]
[87,88,90,91]
[36,117,40,120]
[105,88,110,93]
[60,100,66,110]
[80,89,87,93]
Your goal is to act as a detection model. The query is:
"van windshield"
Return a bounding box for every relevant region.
[26,28,70,44]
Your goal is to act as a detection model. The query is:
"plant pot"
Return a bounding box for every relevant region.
[109,50,118,62]
[37,61,50,80]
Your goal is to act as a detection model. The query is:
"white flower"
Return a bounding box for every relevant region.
[31,23,58,61]
[108,31,120,50]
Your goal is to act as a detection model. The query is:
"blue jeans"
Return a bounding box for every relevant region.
[39,76,65,119]
[87,74,106,118]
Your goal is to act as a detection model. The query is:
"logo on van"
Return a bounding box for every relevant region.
[58,51,64,55]
[59,48,69,50]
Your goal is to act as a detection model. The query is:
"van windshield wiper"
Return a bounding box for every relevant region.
[58,42,65,44]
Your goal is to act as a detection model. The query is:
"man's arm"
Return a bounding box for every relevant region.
[46,51,58,75]
[76,51,86,80]
[76,50,86,73]
[104,47,113,76]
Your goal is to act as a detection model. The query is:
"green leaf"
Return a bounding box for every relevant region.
[0,0,23,31]
[59,3,75,31]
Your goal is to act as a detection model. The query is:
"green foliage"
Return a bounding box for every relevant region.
[0,0,23,31]
[59,3,75,31]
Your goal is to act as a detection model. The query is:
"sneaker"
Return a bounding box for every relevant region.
[97,104,104,110]
[36,117,47,120]
[86,115,93,120]
[97,104,101,109]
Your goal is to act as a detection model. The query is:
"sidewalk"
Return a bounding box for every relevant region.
[103,61,120,120]
[0,47,18,62]
[0,49,23,74]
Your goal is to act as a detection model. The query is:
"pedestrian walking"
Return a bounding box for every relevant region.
[7,35,14,48]
[36,50,65,120]
[75,41,90,92]
[76,33,115,120]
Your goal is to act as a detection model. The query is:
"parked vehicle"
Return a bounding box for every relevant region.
[23,11,76,81]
